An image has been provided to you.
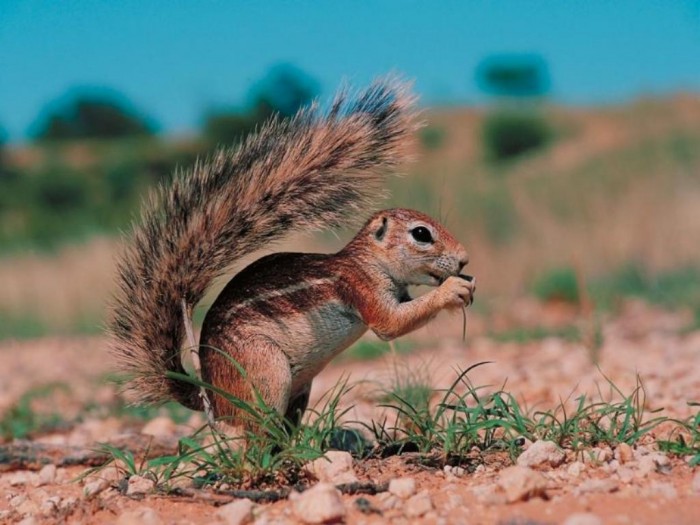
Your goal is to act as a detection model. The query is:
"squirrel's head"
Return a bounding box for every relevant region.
[353,208,469,287]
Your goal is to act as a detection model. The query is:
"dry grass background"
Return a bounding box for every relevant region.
[1,96,699,336]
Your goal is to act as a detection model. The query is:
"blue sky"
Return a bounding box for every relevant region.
[2,1,699,141]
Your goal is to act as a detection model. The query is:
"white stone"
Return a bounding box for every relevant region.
[615,443,634,464]
[36,464,57,487]
[404,490,433,518]
[291,483,346,524]
[116,507,162,525]
[84,478,110,499]
[216,498,255,525]
[388,477,417,499]
[516,440,565,468]
[126,475,155,496]
[563,512,603,525]
[646,481,677,499]
[141,416,176,437]
[566,461,585,477]
[574,479,618,495]
[692,471,700,494]
[304,451,358,484]
[497,466,548,502]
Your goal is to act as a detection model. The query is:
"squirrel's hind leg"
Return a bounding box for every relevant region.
[202,337,293,429]
[284,383,312,430]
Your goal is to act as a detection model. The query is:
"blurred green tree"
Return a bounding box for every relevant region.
[33,92,156,141]
[476,54,550,99]
[476,54,552,162]
[204,64,319,145]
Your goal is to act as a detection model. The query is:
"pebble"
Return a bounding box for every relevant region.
[216,498,255,525]
[615,443,634,464]
[376,492,400,511]
[567,461,585,477]
[291,483,346,524]
[36,464,57,487]
[116,507,162,525]
[574,478,618,495]
[497,466,548,502]
[39,496,61,515]
[84,478,110,499]
[692,471,700,494]
[585,447,612,465]
[7,471,33,486]
[126,475,155,496]
[141,416,176,437]
[516,440,565,468]
[388,477,417,499]
[646,481,677,499]
[563,512,603,525]
[304,451,358,484]
[404,490,433,518]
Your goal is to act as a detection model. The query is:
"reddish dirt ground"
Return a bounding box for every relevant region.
[1,300,699,524]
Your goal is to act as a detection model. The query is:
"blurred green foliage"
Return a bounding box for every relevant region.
[476,54,550,99]
[34,94,155,141]
[482,110,552,161]
[532,267,581,305]
[204,64,319,145]
[0,140,203,251]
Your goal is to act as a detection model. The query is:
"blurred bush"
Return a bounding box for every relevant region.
[532,267,581,305]
[482,110,552,161]
[204,64,319,145]
[33,92,155,141]
[419,125,446,150]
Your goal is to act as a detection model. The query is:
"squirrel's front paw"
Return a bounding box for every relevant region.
[438,275,476,309]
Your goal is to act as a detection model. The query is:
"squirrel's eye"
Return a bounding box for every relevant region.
[411,226,433,244]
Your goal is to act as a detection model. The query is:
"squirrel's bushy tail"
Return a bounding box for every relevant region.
[109,77,418,409]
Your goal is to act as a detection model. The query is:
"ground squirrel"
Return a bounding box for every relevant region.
[110,78,475,429]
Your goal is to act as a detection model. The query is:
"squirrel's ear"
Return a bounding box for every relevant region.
[374,216,388,241]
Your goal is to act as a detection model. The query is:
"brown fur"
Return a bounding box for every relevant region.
[109,78,420,409]
[110,77,476,428]
[197,208,474,427]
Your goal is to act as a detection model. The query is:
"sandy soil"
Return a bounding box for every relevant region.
[1,300,699,524]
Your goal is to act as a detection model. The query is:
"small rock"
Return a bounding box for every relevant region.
[16,498,39,517]
[141,416,176,437]
[388,477,417,499]
[472,485,505,505]
[646,481,677,499]
[404,490,433,518]
[84,478,110,499]
[10,495,28,508]
[516,440,565,468]
[617,466,635,483]
[17,518,38,525]
[615,443,634,464]
[216,498,255,525]
[40,496,61,515]
[636,455,655,477]
[376,492,400,511]
[116,507,162,525]
[497,466,548,502]
[692,471,700,494]
[575,478,618,495]
[304,451,358,484]
[563,512,603,525]
[585,447,612,465]
[567,461,585,477]
[126,475,155,496]
[291,483,346,524]
[36,464,57,487]
[7,471,32,486]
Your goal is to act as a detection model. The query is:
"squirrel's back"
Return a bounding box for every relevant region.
[109,78,419,409]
